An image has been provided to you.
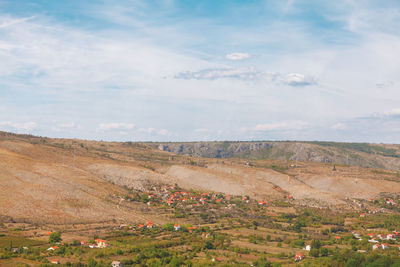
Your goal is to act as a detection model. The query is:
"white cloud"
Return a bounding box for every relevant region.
[225,52,250,60]
[174,68,315,86]
[283,73,316,86]
[0,121,37,131]
[98,122,135,131]
[0,16,36,29]
[139,127,169,136]
[174,67,269,80]
[383,108,400,116]
[254,121,308,131]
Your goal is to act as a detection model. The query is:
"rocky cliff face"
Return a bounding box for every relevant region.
[152,141,400,171]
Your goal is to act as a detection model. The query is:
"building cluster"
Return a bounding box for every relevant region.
[79,239,110,249]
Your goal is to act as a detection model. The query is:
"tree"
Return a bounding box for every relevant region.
[49,232,62,243]
[309,248,319,257]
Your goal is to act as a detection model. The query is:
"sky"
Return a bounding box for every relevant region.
[0,0,400,143]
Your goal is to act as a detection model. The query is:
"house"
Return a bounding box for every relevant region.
[80,241,87,246]
[11,248,18,253]
[146,221,153,228]
[386,198,395,205]
[387,234,396,240]
[295,253,304,262]
[50,259,60,264]
[372,244,381,250]
[368,238,379,243]
[95,239,109,248]
[47,246,59,251]
[287,195,294,201]
[89,244,96,248]
[360,213,366,218]
[202,233,211,238]
[305,245,311,251]
[382,243,388,250]
[212,258,222,262]
[335,236,341,240]
[187,226,197,233]
[258,201,266,205]
[174,224,181,231]
[112,261,123,267]
[353,232,361,239]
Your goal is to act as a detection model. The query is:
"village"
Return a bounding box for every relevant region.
[1,183,399,266]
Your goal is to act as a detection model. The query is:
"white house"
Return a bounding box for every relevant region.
[372,244,381,250]
[112,261,123,267]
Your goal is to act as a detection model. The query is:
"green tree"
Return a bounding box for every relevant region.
[49,232,62,244]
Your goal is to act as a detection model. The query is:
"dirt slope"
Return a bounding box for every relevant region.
[1,132,400,224]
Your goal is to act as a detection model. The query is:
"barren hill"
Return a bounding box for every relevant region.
[1,132,400,225]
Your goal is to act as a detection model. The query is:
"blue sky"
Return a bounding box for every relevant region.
[1,0,400,142]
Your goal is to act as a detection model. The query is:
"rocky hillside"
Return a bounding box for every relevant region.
[1,131,400,225]
[153,141,400,171]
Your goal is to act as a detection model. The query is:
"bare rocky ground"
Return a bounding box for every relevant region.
[1,131,400,225]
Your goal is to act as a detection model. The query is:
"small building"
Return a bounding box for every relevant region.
[112,261,123,267]
[372,244,381,250]
[360,213,366,218]
[382,243,388,250]
[50,259,60,264]
[47,246,59,251]
[89,244,96,248]
[80,241,87,246]
[95,239,109,248]
[258,201,266,205]
[387,234,396,240]
[295,253,304,262]
[174,224,181,231]
[305,245,311,251]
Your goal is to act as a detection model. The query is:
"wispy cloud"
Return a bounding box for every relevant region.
[225,52,250,61]
[0,1,400,142]
[283,73,316,86]
[174,68,315,86]
[0,121,37,131]
[0,15,35,29]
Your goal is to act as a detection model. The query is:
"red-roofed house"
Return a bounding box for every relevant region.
[372,244,381,250]
[50,259,60,264]
[295,253,304,262]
